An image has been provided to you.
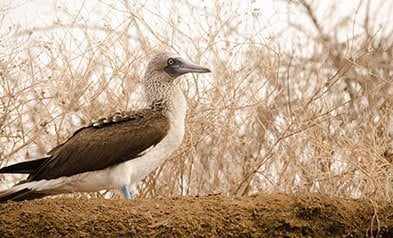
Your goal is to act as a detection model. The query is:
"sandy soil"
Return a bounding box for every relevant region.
[0,193,392,237]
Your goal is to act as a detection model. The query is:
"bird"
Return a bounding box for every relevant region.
[0,51,210,203]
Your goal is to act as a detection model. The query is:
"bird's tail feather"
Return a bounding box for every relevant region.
[0,188,45,203]
[0,182,47,203]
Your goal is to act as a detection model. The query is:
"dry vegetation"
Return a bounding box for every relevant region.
[0,0,392,203]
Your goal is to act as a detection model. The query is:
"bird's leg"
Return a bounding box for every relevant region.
[121,185,134,200]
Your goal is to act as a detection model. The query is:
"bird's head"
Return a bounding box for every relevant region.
[144,52,211,82]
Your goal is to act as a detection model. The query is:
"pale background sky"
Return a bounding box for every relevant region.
[3,0,391,45]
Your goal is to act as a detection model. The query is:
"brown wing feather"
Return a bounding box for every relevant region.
[27,108,169,181]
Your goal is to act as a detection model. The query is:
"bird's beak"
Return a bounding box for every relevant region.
[178,60,211,75]
[165,58,211,77]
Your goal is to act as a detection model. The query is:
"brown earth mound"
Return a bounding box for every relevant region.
[0,193,392,237]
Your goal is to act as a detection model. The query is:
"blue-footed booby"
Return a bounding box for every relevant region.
[0,52,210,203]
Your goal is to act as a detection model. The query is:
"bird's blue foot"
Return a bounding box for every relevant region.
[121,185,134,200]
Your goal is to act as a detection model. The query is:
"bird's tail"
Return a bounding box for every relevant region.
[0,177,70,203]
[0,187,46,203]
[0,157,51,203]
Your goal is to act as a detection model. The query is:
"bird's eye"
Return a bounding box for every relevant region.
[167,58,175,65]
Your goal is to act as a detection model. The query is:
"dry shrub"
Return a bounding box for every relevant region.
[0,0,392,200]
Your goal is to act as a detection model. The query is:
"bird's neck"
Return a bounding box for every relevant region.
[145,81,187,155]
[144,81,187,123]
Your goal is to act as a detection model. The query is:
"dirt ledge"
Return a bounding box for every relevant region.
[0,193,392,237]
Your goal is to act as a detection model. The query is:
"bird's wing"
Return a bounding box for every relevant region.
[27,108,170,181]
